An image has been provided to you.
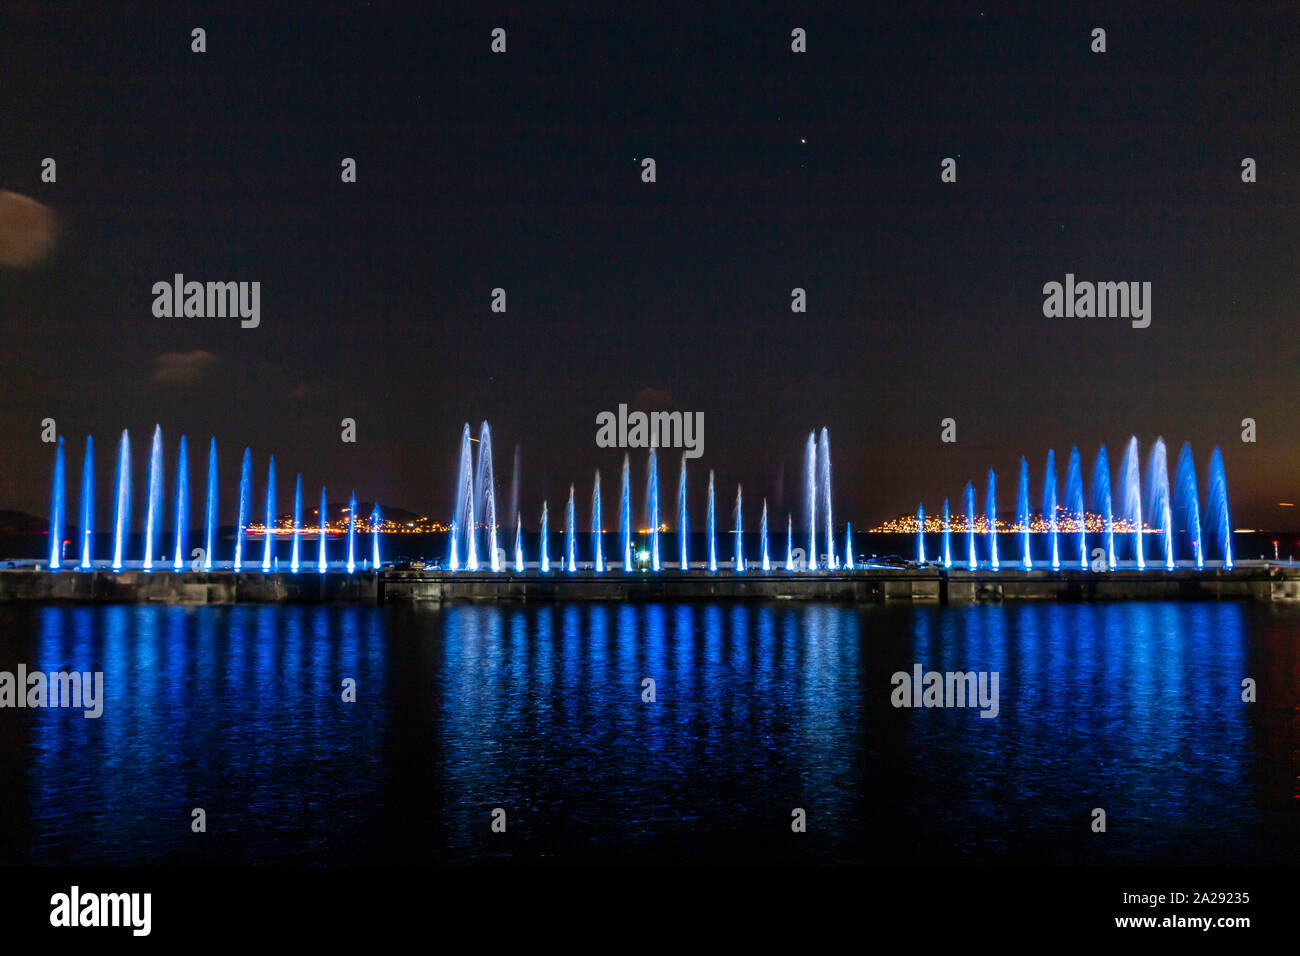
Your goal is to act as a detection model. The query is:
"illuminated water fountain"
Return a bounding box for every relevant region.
[48,437,64,569]
[986,470,999,570]
[78,436,92,569]
[172,436,189,572]
[1175,442,1203,569]
[1065,447,1086,570]
[646,450,660,572]
[1118,437,1144,570]
[111,430,130,571]
[706,470,717,572]
[1017,458,1031,570]
[143,426,164,571]
[1146,438,1175,571]
[1092,445,1115,569]
[234,448,252,571]
[290,474,302,573]
[261,455,276,572]
[734,485,744,571]
[591,470,603,573]
[941,499,951,568]
[1043,449,1059,571]
[203,439,217,571]
[677,455,689,570]
[915,504,925,564]
[619,454,632,569]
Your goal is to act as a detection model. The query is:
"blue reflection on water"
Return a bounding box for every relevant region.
[1,600,1295,865]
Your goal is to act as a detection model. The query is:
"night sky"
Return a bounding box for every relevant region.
[1,3,1296,529]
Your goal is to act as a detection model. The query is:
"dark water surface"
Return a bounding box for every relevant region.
[0,601,1296,866]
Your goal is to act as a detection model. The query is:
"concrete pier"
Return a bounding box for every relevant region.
[0,564,1294,605]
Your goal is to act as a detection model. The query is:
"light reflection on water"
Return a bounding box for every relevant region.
[0,600,1295,865]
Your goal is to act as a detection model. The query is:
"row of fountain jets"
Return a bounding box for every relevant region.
[914,438,1233,572]
[46,423,1233,575]
[448,424,838,573]
[46,427,379,572]
[448,425,1234,574]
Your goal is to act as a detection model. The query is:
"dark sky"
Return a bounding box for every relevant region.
[1,2,1297,529]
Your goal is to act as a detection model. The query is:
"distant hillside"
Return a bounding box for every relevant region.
[279,502,429,525]
[0,510,46,535]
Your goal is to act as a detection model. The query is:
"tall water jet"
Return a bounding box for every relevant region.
[514,512,523,572]
[804,432,818,571]
[646,449,660,572]
[261,455,276,572]
[172,436,189,572]
[1017,457,1031,569]
[1042,449,1059,571]
[964,481,976,569]
[845,522,854,570]
[1205,447,1232,569]
[706,470,717,572]
[234,449,252,571]
[203,438,217,571]
[1119,437,1144,569]
[1174,442,1204,569]
[819,428,835,569]
[565,484,576,572]
[317,487,328,573]
[346,492,357,573]
[78,436,93,569]
[1146,438,1174,570]
[941,499,951,568]
[915,504,926,564]
[371,503,381,569]
[475,422,498,571]
[290,474,302,572]
[677,455,689,570]
[47,437,65,569]
[591,471,603,573]
[111,430,130,571]
[1091,445,1115,569]
[450,424,476,571]
[142,426,164,570]
[619,453,632,569]
[760,499,770,571]
[986,470,999,570]
[734,484,744,571]
[508,443,521,544]
[1066,446,1086,570]
[785,514,794,571]
[540,501,550,573]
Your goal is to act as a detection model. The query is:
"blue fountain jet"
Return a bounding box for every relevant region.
[78,436,93,569]
[111,430,131,572]
[290,475,303,572]
[317,487,328,573]
[172,436,189,572]
[986,470,999,570]
[261,456,276,572]
[540,501,550,573]
[706,470,717,572]
[48,437,65,569]
[346,492,357,573]
[142,426,164,571]
[234,448,252,571]
[203,439,217,570]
